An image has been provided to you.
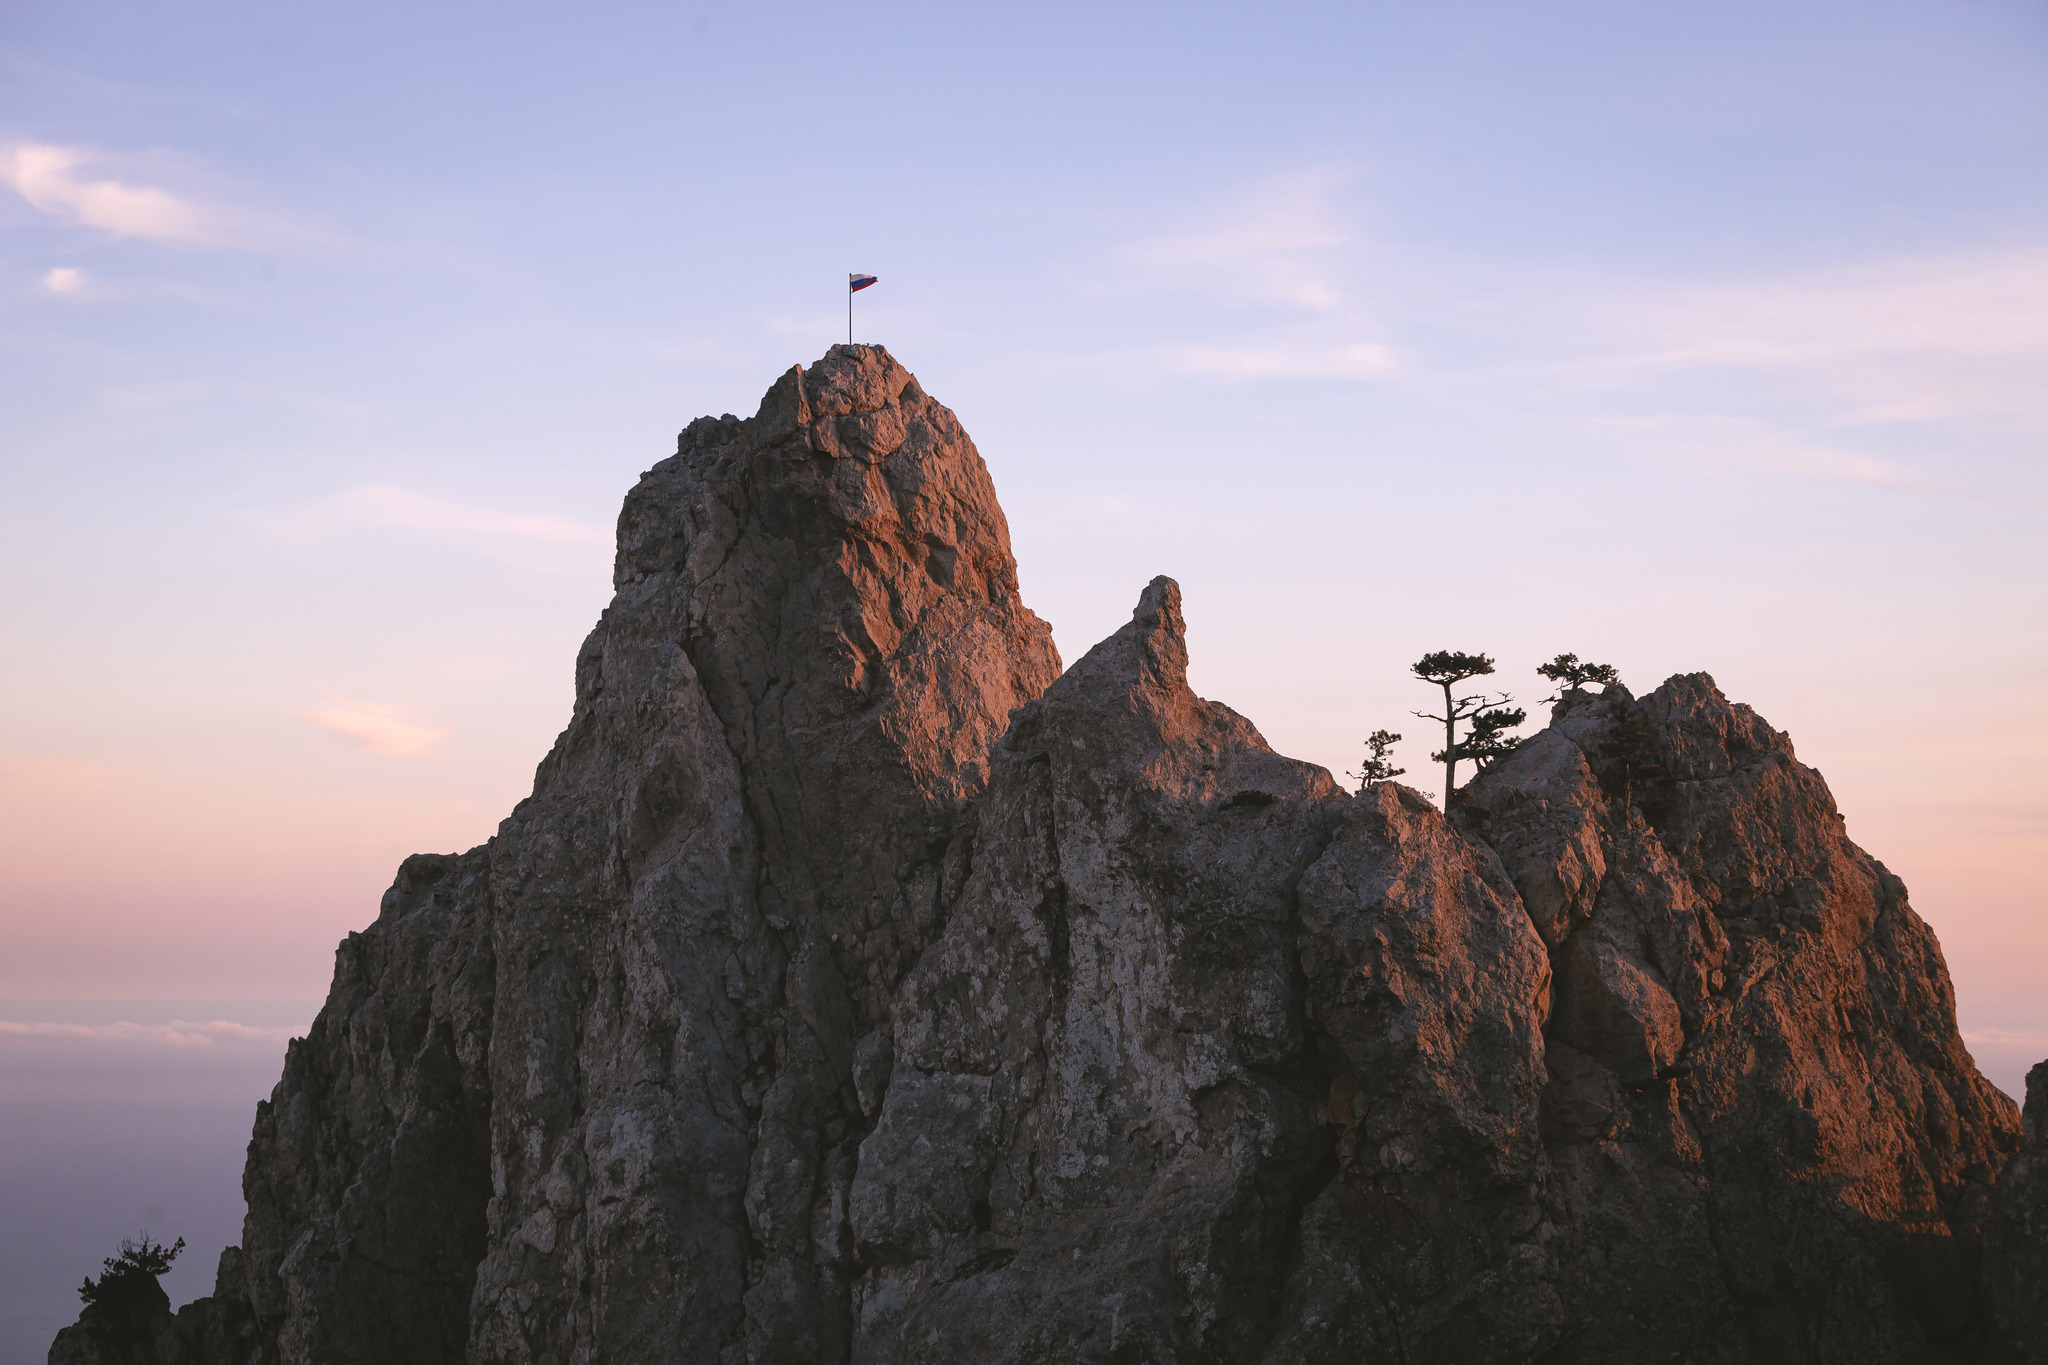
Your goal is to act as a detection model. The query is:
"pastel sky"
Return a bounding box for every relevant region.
[2,4,2044,1351]
[3,0,2047,1248]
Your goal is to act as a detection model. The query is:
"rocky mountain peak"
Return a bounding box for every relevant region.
[51,349,2043,1365]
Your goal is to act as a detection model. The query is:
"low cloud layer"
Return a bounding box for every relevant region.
[1964,1028,2048,1052]
[0,1019,299,1047]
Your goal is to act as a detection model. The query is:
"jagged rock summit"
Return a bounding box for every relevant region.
[53,346,2043,1364]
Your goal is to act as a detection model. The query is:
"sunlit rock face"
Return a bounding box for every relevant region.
[1456,680,2020,1361]
[57,346,2039,1364]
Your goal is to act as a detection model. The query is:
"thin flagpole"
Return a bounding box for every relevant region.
[848,281,853,347]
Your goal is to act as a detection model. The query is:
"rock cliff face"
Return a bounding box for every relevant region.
[52,346,2040,1364]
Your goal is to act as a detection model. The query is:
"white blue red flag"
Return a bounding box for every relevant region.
[849,273,877,292]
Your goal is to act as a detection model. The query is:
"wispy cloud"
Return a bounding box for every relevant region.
[1400,242,2048,502]
[249,483,609,546]
[1556,246,2048,438]
[1594,413,2047,506]
[1085,170,2045,495]
[37,267,234,307]
[2,141,324,251]
[301,700,450,758]
[1168,341,1399,380]
[1089,170,1409,383]
[244,483,613,574]
[1608,248,2048,372]
[0,1019,299,1047]
[1121,168,1355,311]
[4,143,212,240]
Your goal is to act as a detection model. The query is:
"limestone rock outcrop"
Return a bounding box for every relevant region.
[53,346,2041,1364]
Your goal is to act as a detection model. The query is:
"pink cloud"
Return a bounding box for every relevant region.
[4,143,213,242]
[301,701,449,758]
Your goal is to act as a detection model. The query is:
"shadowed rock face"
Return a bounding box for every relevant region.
[54,347,2040,1364]
[1988,1063,2048,1361]
[850,575,1350,1362]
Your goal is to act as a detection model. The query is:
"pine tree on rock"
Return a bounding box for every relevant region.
[1411,650,1525,807]
[1348,729,1406,790]
[1537,652,1621,703]
[1461,703,1527,772]
[77,1234,183,1309]
[71,1234,184,1354]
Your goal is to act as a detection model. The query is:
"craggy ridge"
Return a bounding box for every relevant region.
[53,346,2044,1364]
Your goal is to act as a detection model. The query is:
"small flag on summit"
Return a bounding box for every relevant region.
[849,273,878,292]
